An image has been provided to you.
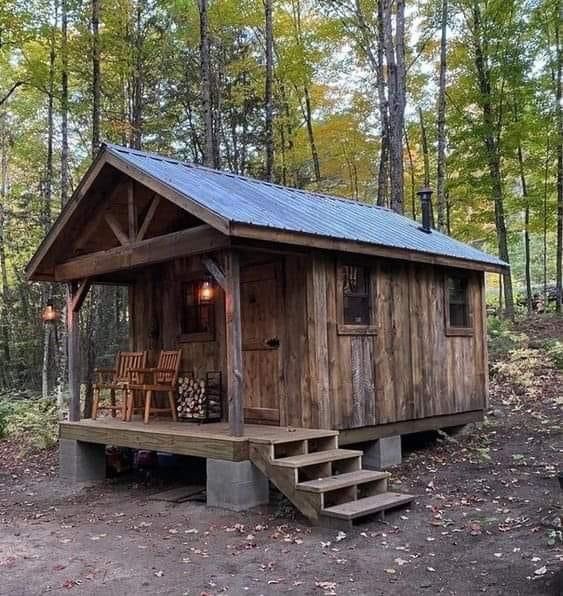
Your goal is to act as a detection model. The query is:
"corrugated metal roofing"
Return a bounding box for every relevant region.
[105,143,507,269]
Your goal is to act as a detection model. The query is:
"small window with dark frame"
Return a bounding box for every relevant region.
[447,275,470,328]
[342,265,370,325]
[181,279,215,338]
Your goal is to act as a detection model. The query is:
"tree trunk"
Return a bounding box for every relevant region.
[199,0,214,167]
[91,0,101,157]
[45,0,57,230]
[303,85,321,186]
[517,140,532,314]
[472,1,513,316]
[264,0,274,181]
[376,0,389,206]
[405,127,417,219]
[61,0,70,207]
[419,107,430,187]
[0,118,10,363]
[555,0,562,311]
[131,0,144,149]
[436,0,448,232]
[382,0,406,213]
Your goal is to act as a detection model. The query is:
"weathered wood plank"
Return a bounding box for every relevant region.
[202,255,226,290]
[67,283,81,422]
[55,225,229,280]
[127,180,137,240]
[136,194,160,241]
[104,212,130,246]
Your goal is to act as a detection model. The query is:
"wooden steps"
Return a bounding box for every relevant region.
[248,429,414,526]
[273,449,362,468]
[297,470,388,493]
[322,492,415,522]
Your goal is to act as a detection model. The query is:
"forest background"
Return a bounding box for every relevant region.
[0,0,561,402]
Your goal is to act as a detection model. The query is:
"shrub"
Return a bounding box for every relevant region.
[0,398,58,451]
[544,339,563,370]
[487,316,526,358]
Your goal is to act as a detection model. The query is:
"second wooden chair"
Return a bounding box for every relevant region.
[126,349,182,424]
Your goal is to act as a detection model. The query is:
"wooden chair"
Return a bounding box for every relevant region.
[92,351,148,420]
[126,350,182,424]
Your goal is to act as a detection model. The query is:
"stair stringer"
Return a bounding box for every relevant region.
[249,443,322,521]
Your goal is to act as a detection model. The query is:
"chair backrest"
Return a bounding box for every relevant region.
[155,350,182,387]
[115,351,148,384]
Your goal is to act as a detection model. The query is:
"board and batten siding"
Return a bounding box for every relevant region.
[318,253,487,430]
[128,250,487,431]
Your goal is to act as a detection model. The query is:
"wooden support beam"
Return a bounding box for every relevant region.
[70,278,92,312]
[55,225,229,281]
[105,212,130,246]
[66,283,81,421]
[136,194,160,241]
[225,249,244,437]
[127,180,137,240]
[202,255,226,290]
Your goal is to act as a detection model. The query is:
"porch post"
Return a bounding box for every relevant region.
[67,282,81,422]
[66,279,91,422]
[224,249,244,436]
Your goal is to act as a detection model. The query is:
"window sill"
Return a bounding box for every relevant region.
[445,327,474,337]
[178,332,215,343]
[337,324,378,336]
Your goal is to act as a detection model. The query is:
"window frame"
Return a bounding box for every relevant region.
[444,271,474,336]
[336,259,377,336]
[178,274,217,343]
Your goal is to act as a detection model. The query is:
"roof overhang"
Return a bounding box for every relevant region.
[26,145,509,282]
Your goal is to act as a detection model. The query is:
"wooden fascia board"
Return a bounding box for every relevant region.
[25,151,109,281]
[229,222,509,274]
[104,152,230,235]
[54,224,229,281]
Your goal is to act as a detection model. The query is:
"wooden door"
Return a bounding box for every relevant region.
[241,262,283,425]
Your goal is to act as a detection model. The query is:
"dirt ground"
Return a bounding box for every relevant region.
[1,319,562,596]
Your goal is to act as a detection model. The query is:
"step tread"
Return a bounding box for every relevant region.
[297,470,389,493]
[272,448,363,468]
[321,492,414,519]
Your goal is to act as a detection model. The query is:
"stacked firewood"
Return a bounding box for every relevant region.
[176,375,221,420]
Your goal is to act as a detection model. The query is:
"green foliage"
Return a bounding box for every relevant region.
[544,340,563,370]
[0,398,58,451]
[487,316,527,357]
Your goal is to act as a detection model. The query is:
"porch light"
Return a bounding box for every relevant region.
[41,302,59,322]
[199,279,214,303]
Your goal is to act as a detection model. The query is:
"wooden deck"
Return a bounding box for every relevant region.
[59,417,338,462]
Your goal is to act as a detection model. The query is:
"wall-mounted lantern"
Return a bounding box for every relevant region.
[199,279,214,304]
[41,302,59,323]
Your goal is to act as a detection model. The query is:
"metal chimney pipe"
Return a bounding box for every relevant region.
[417,187,433,233]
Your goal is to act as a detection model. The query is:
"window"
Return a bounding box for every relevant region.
[337,263,376,335]
[181,279,215,341]
[446,274,472,333]
[343,265,370,324]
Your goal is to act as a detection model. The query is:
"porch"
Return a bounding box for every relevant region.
[59,417,338,462]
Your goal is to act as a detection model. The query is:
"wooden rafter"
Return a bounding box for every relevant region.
[105,212,130,246]
[136,194,160,241]
[69,278,92,312]
[127,180,137,240]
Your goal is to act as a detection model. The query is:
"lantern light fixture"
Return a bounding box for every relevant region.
[42,302,59,322]
[199,279,214,303]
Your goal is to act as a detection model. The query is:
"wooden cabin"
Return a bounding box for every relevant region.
[26,144,508,525]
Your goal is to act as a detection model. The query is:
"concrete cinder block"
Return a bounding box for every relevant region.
[206,459,269,511]
[362,435,402,470]
[59,438,106,482]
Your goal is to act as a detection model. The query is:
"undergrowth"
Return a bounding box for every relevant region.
[0,398,58,451]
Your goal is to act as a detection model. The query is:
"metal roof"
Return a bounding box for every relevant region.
[105,143,507,269]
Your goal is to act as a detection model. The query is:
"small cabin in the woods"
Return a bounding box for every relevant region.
[26,144,508,524]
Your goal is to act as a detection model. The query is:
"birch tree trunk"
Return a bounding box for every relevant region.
[264,0,274,181]
[199,0,214,167]
[61,0,69,207]
[91,0,101,157]
[436,0,448,232]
